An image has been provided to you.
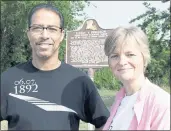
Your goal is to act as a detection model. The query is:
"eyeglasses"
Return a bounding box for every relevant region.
[29,25,62,34]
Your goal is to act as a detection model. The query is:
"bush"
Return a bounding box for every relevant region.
[94,67,121,90]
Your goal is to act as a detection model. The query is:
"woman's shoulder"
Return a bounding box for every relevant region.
[146,79,170,108]
[115,88,125,99]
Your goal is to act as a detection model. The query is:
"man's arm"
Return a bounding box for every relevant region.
[1,74,8,121]
[95,126,104,130]
[83,76,110,129]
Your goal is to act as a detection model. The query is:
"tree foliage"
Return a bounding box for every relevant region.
[130,2,170,87]
[94,67,121,90]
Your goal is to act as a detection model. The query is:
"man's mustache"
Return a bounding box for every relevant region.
[36,42,53,45]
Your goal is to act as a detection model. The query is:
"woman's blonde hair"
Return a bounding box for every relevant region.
[104,26,151,67]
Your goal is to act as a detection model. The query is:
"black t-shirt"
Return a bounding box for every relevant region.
[1,61,109,130]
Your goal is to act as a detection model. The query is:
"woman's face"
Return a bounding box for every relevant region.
[108,41,145,83]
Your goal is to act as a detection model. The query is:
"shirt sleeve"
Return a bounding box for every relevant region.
[83,77,110,128]
[150,93,170,130]
[1,73,8,121]
[151,108,170,130]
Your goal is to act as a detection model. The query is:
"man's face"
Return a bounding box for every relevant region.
[27,9,64,59]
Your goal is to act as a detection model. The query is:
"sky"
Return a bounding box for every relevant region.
[81,1,170,29]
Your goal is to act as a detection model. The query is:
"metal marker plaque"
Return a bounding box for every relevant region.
[66,19,113,68]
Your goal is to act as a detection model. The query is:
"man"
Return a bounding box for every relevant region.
[1,3,109,130]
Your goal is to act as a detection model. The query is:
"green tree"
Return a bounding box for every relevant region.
[130,2,170,88]
[94,67,121,90]
[1,1,89,72]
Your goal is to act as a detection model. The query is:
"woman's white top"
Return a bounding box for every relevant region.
[109,91,139,130]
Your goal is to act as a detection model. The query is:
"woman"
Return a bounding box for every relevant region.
[102,26,170,130]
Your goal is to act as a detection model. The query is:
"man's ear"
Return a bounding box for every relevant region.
[26,29,32,48]
[60,29,65,42]
[27,29,31,41]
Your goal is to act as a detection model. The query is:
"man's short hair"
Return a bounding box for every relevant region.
[28,3,64,30]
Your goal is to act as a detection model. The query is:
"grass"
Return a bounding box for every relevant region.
[98,89,117,96]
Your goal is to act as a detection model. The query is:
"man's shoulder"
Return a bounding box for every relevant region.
[2,61,30,77]
[61,62,88,76]
[61,62,95,88]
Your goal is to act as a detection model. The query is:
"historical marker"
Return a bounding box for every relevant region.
[66,19,113,68]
